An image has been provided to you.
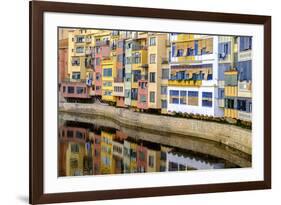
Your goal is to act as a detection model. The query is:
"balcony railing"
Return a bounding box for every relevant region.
[132,45,147,51]
[168,79,202,87]
[238,111,252,122]
[95,40,110,47]
[85,38,92,43]
[161,58,169,64]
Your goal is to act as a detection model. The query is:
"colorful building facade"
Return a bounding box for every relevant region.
[59,29,252,122]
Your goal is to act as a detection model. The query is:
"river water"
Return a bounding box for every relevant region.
[58,112,251,176]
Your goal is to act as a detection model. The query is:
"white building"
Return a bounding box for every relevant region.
[167,35,224,117]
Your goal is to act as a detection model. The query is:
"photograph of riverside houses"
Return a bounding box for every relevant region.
[58,28,252,177]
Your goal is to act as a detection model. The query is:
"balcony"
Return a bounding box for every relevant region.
[238,81,252,98]
[113,82,125,97]
[85,38,92,43]
[95,40,110,47]
[168,79,202,87]
[238,111,252,122]
[132,45,147,51]
[85,48,93,55]
[161,58,169,64]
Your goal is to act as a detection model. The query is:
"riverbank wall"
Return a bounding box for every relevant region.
[59,102,252,155]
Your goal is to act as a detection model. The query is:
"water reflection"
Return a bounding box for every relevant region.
[58,119,248,177]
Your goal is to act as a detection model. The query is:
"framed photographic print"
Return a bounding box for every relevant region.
[29,0,271,204]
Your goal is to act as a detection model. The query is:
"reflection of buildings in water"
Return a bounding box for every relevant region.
[59,120,242,176]
[90,131,101,175]
[167,152,225,171]
[136,143,147,173]
[59,124,90,176]
[100,131,114,174]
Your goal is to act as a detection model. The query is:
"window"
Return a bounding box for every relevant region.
[75,36,84,43]
[239,37,252,51]
[170,90,179,96]
[172,98,179,104]
[72,72,80,80]
[150,54,156,64]
[177,49,184,56]
[103,91,112,96]
[149,72,156,83]
[150,92,155,103]
[194,40,198,55]
[76,46,84,53]
[103,68,112,77]
[237,99,247,111]
[76,131,83,139]
[225,99,235,109]
[96,58,100,66]
[67,130,74,138]
[139,82,147,89]
[96,47,101,54]
[133,52,141,64]
[140,95,147,103]
[149,37,156,46]
[96,73,101,80]
[172,45,176,57]
[71,57,80,66]
[169,90,179,104]
[162,68,169,79]
[187,48,194,56]
[188,91,199,106]
[76,87,85,94]
[148,156,154,167]
[202,92,213,107]
[131,88,138,100]
[180,91,187,104]
[62,86,66,93]
[67,86,75,94]
[161,86,167,95]
[218,42,231,59]
[71,143,79,153]
[103,81,112,87]
[133,70,141,82]
[237,60,252,81]
[161,100,167,108]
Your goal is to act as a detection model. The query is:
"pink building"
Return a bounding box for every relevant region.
[59,39,68,84]
[137,80,148,110]
[59,125,88,144]
[137,143,147,173]
[93,132,101,175]
[60,82,91,100]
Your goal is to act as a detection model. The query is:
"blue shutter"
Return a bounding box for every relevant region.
[194,40,198,55]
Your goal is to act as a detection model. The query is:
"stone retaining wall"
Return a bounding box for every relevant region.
[59,102,252,155]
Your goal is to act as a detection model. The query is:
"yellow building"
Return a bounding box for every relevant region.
[67,29,97,81]
[146,148,161,173]
[65,142,86,176]
[147,33,167,110]
[100,131,115,174]
[101,58,117,102]
[131,35,148,107]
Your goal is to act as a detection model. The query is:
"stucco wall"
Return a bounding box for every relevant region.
[59,102,252,154]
